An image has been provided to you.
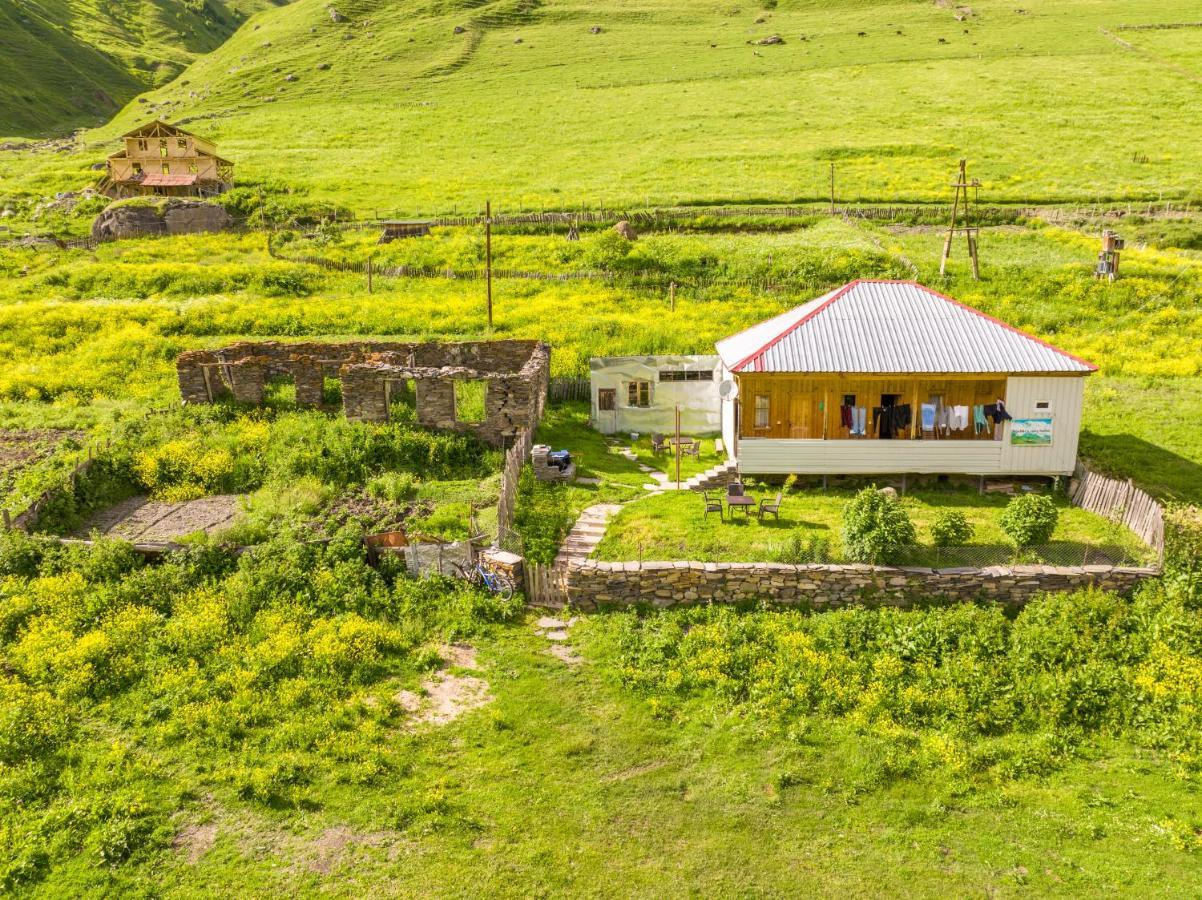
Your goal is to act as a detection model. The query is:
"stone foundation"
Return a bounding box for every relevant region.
[176,339,550,448]
[565,560,1158,610]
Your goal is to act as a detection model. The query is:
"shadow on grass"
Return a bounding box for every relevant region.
[1079,432,1202,505]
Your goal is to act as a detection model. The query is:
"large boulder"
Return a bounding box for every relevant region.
[91,198,231,241]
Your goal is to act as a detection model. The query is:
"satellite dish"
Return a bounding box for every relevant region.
[718,379,739,401]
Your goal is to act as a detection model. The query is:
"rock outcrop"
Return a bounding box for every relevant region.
[91,199,232,241]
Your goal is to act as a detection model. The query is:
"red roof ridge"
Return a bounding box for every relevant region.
[730,279,1097,373]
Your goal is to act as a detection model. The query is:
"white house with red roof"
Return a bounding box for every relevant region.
[714,280,1096,477]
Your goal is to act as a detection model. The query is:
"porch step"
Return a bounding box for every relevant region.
[683,460,740,492]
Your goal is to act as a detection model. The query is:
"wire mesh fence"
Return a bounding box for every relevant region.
[891,543,1151,569]
[764,541,1151,568]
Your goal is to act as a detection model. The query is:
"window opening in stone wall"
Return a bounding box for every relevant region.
[454,379,487,423]
[323,377,343,407]
[178,138,187,149]
[387,378,417,423]
[263,375,297,407]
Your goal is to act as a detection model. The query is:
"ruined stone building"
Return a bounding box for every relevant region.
[176,340,550,447]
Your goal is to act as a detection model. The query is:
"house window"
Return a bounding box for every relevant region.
[1035,401,1051,411]
[627,381,651,408]
[597,388,616,411]
[132,163,142,175]
[754,395,770,429]
[188,163,199,174]
[161,163,170,175]
[177,138,187,149]
[137,139,147,151]
[659,370,713,382]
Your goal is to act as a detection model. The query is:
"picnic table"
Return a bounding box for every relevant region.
[726,494,756,517]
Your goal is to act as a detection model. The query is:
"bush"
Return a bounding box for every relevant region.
[930,509,974,547]
[774,531,832,564]
[368,471,419,504]
[840,487,916,563]
[999,494,1059,546]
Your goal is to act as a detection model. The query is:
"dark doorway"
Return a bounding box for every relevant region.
[879,393,901,439]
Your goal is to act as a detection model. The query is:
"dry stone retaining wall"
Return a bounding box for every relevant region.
[177,339,549,448]
[565,559,1157,610]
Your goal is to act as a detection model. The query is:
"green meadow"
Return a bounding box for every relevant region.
[3,0,1202,894]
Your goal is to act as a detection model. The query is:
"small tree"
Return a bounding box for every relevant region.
[999,493,1059,546]
[931,510,974,547]
[841,486,917,563]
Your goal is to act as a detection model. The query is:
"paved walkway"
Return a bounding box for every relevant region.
[553,503,623,570]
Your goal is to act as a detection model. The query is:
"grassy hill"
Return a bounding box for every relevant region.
[0,0,288,138]
[5,0,1202,209]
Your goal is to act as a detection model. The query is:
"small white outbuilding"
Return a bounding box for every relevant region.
[589,355,722,436]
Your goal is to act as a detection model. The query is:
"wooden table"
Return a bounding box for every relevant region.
[726,495,756,517]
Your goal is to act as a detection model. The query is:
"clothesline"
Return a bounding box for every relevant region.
[836,399,1012,439]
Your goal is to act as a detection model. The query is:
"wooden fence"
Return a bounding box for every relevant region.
[495,427,533,547]
[6,442,109,532]
[549,377,590,403]
[1070,461,1165,553]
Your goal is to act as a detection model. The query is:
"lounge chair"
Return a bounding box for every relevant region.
[651,433,667,453]
[758,491,783,522]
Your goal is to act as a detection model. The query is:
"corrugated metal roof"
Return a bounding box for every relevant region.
[715,280,1096,374]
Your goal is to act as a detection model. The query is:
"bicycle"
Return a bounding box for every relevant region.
[454,560,515,600]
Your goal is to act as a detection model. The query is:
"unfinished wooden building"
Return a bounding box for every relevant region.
[101,121,234,199]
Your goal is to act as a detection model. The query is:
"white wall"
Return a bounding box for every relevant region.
[998,376,1085,476]
[589,355,721,435]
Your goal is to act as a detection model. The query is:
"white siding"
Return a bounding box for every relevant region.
[720,364,737,461]
[589,356,721,435]
[998,376,1085,476]
[738,439,1004,475]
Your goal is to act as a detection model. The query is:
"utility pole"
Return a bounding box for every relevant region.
[675,405,682,490]
[485,199,493,328]
[939,159,981,280]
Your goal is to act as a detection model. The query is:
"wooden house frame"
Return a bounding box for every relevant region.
[715,280,1096,477]
[101,120,234,199]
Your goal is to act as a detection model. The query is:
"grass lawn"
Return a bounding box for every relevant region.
[593,485,1152,566]
[24,613,1202,895]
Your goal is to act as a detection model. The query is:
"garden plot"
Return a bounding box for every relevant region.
[74,494,242,541]
[0,429,85,492]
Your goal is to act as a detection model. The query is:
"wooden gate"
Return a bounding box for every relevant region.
[525,562,570,607]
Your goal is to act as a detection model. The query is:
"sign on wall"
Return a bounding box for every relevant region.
[1010,417,1053,446]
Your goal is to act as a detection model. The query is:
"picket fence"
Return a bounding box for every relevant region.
[1070,461,1165,553]
[549,377,590,402]
[523,560,570,607]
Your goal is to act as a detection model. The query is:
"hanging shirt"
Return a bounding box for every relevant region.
[952,405,969,431]
[921,403,936,431]
[973,405,988,434]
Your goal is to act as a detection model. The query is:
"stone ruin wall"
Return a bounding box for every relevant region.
[176,340,550,447]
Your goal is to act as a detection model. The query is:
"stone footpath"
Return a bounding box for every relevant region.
[553,504,623,570]
[534,615,582,665]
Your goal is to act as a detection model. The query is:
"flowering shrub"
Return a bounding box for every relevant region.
[930,509,974,547]
[999,493,1059,546]
[841,486,916,563]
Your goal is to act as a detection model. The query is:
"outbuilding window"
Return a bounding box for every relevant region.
[754,395,770,429]
[627,381,651,408]
[659,370,712,382]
